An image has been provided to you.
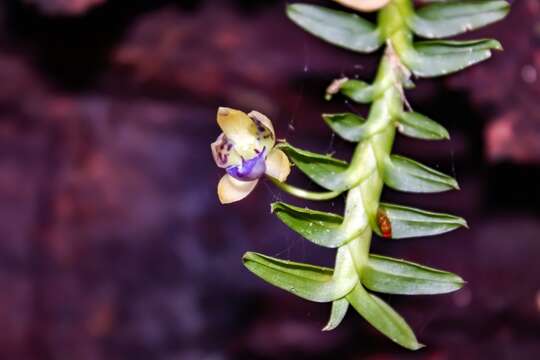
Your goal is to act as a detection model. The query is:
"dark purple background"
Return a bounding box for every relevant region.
[0,0,539,359]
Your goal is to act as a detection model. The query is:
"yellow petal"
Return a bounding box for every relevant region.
[333,0,391,12]
[217,174,258,204]
[216,107,277,159]
[248,110,275,149]
[217,107,259,157]
[264,148,291,182]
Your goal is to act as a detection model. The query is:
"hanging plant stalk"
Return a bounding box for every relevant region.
[212,0,509,350]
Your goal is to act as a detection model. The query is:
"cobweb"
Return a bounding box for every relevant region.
[263,39,348,264]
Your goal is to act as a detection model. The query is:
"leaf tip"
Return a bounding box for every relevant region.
[321,324,334,332]
[285,3,299,16]
[242,251,255,263]
[442,130,451,140]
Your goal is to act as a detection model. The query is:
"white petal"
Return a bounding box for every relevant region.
[264,148,291,182]
[217,174,258,204]
[211,133,241,168]
[333,0,390,12]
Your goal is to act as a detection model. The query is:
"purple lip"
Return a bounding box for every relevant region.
[226,148,266,181]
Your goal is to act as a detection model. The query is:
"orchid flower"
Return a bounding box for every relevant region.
[211,107,291,204]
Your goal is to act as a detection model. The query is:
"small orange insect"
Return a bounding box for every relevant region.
[376,209,392,238]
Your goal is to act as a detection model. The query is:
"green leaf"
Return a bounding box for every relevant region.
[339,80,375,103]
[346,284,423,350]
[277,142,375,192]
[323,298,349,331]
[398,111,449,140]
[383,155,459,193]
[277,142,347,189]
[363,254,465,295]
[402,39,502,77]
[286,4,382,53]
[242,250,357,303]
[411,0,510,39]
[415,39,502,55]
[272,202,360,248]
[334,78,413,103]
[376,202,467,239]
[323,113,369,142]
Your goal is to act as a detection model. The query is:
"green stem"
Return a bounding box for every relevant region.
[268,177,343,200]
[339,3,409,278]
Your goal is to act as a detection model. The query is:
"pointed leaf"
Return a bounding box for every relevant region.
[384,155,459,193]
[323,298,349,331]
[398,111,450,140]
[272,202,361,248]
[411,0,510,39]
[323,113,366,142]
[277,143,375,191]
[402,39,502,77]
[416,39,502,55]
[243,250,357,303]
[339,79,375,103]
[323,112,390,143]
[333,78,414,103]
[363,254,465,295]
[376,202,467,239]
[277,142,347,188]
[286,4,382,53]
[346,284,423,350]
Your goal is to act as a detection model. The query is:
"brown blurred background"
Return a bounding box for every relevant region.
[0,0,539,359]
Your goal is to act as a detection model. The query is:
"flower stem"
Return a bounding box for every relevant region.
[268,176,343,201]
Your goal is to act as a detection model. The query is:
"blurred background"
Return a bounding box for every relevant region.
[0,0,539,359]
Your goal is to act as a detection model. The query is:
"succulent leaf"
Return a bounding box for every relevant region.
[402,39,502,77]
[411,0,510,39]
[383,155,459,193]
[397,111,450,140]
[375,202,467,239]
[346,284,424,350]
[278,142,376,192]
[272,201,365,248]
[363,254,466,295]
[286,4,382,53]
[323,298,349,331]
[242,250,357,303]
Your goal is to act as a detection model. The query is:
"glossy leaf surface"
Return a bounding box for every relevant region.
[398,111,449,140]
[272,202,356,248]
[403,39,502,77]
[278,143,375,192]
[384,155,459,193]
[243,251,357,303]
[323,298,349,331]
[323,113,371,142]
[339,79,375,103]
[376,202,467,239]
[363,254,465,295]
[278,142,348,188]
[346,284,423,350]
[287,4,382,53]
[411,0,510,39]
